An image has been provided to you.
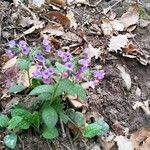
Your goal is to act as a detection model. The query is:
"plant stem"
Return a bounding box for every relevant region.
[27,69,32,87]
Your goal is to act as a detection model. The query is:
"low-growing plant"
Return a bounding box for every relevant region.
[1,38,109,149]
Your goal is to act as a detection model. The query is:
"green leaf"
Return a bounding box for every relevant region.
[31,112,40,128]
[17,58,30,70]
[74,84,86,101]
[83,120,109,138]
[56,79,75,96]
[37,93,51,101]
[32,79,41,88]
[51,98,64,113]
[11,108,32,129]
[66,110,85,127]
[55,62,67,73]
[9,84,26,94]
[4,133,17,149]
[42,106,58,128]
[8,116,23,129]
[59,112,70,124]
[0,115,9,127]
[42,126,58,139]
[29,85,54,95]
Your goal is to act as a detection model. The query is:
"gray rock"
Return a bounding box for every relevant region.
[145,3,150,14]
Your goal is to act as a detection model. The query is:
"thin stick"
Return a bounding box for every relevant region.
[60,118,67,138]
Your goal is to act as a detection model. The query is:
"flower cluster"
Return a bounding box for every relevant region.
[5,39,106,87]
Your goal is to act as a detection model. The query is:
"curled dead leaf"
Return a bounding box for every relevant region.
[41,11,70,28]
[45,0,66,6]
[120,4,139,29]
[42,23,64,36]
[130,127,150,150]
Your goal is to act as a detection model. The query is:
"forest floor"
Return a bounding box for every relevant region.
[0,0,150,149]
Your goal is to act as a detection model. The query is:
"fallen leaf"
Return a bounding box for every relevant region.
[68,96,83,108]
[143,137,150,150]
[66,10,78,29]
[100,17,113,36]
[42,11,70,28]
[117,64,131,91]
[98,138,115,150]
[61,31,82,42]
[23,22,45,35]
[120,4,139,29]
[31,0,45,7]
[115,136,134,150]
[46,0,66,6]
[2,56,17,70]
[19,16,42,28]
[67,0,89,5]
[85,44,101,60]
[81,81,96,89]
[130,127,150,150]
[108,34,130,52]
[42,23,64,36]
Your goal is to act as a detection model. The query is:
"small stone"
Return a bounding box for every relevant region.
[91,145,101,150]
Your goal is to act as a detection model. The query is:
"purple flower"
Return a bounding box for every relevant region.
[58,50,65,58]
[63,72,69,79]
[78,59,90,67]
[34,53,45,63]
[5,49,14,58]
[45,44,52,53]
[42,68,54,79]
[8,40,16,48]
[94,70,105,80]
[75,72,82,81]
[80,66,88,73]
[22,47,29,55]
[65,62,73,71]
[19,40,27,48]
[57,50,72,62]
[32,66,42,78]
[43,38,50,46]
[43,78,50,84]
[42,69,51,79]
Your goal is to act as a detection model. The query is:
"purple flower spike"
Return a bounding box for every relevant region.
[65,62,73,71]
[8,40,16,48]
[5,49,14,58]
[22,47,29,55]
[75,72,82,81]
[66,52,72,60]
[45,45,52,53]
[78,59,90,67]
[19,40,27,48]
[94,70,105,80]
[34,53,45,63]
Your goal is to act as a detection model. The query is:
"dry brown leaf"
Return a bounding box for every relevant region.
[46,0,66,6]
[120,4,139,29]
[98,138,115,150]
[130,127,150,150]
[108,34,130,52]
[143,137,150,150]
[23,22,44,35]
[42,23,64,36]
[100,17,113,36]
[68,96,83,108]
[61,31,82,42]
[123,41,138,55]
[2,56,17,70]
[19,16,42,27]
[42,11,70,28]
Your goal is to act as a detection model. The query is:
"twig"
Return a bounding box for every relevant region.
[66,128,75,150]
[18,135,25,150]
[61,143,72,150]
[60,117,67,138]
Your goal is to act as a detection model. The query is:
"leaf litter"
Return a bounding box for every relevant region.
[1,0,150,149]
